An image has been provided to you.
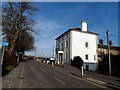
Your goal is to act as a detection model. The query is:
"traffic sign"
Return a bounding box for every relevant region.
[2,42,9,46]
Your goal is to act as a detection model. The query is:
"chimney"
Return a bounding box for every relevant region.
[81,20,87,32]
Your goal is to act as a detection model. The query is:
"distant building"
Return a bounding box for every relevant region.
[97,44,120,61]
[55,21,98,71]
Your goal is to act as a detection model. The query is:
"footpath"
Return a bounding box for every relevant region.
[2,62,24,88]
[44,62,120,89]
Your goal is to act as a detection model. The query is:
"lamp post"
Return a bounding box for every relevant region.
[106,30,111,75]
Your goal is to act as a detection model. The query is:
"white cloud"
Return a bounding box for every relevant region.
[27,17,65,57]
[34,17,64,37]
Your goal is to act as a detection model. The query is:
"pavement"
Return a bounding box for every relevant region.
[43,61,120,89]
[2,62,24,88]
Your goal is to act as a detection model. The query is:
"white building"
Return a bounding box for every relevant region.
[55,20,98,71]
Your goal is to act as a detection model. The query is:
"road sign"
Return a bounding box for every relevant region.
[2,42,9,46]
[0,42,8,64]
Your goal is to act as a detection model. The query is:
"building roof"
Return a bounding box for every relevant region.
[55,28,98,40]
[98,44,120,50]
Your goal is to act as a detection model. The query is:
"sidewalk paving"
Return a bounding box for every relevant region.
[2,62,24,88]
[46,62,120,89]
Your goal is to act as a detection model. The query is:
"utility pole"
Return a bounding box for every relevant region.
[106,30,111,75]
[53,46,54,57]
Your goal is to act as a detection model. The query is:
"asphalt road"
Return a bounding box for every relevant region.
[3,60,105,88]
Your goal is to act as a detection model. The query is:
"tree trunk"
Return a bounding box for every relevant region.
[7,30,19,56]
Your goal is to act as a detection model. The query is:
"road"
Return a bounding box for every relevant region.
[3,60,105,88]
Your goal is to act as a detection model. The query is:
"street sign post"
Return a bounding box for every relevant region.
[1,42,9,64]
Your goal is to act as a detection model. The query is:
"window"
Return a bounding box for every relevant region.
[65,52,67,60]
[66,33,68,38]
[94,55,96,61]
[85,42,88,48]
[65,41,68,48]
[61,43,63,50]
[61,36,63,40]
[57,45,60,50]
[85,54,88,60]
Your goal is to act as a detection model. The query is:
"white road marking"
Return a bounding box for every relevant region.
[19,63,25,88]
[43,64,107,88]
[8,81,13,88]
[30,87,34,88]
[86,78,106,85]
[54,77,65,85]
[40,67,48,73]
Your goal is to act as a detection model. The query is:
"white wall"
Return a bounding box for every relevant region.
[56,29,98,70]
[84,63,97,71]
[71,30,97,64]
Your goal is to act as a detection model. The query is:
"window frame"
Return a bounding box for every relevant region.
[94,55,96,61]
[85,42,89,48]
[65,41,68,48]
[85,54,88,60]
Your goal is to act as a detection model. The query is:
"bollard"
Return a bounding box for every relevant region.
[52,61,54,66]
[44,60,45,63]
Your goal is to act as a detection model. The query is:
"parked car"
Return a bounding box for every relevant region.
[46,58,51,64]
[50,57,55,63]
[50,57,55,61]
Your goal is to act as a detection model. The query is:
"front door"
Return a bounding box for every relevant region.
[86,65,89,71]
[59,53,63,64]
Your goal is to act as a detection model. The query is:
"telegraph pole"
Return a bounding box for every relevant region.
[53,46,54,58]
[106,30,111,75]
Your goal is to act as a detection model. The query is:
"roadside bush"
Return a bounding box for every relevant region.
[5,65,16,71]
[2,51,17,76]
[98,55,120,77]
[71,56,84,70]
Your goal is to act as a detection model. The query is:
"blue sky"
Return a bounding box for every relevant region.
[22,2,118,57]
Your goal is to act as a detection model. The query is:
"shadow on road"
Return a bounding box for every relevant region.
[55,64,64,68]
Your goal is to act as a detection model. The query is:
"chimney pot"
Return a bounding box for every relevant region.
[81,20,87,32]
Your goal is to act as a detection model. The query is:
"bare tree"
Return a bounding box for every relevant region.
[2,2,37,56]
[14,31,35,53]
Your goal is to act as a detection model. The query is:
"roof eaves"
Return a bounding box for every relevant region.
[55,28,98,40]
[55,29,71,40]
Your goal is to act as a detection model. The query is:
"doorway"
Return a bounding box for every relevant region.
[86,65,89,71]
[59,53,63,64]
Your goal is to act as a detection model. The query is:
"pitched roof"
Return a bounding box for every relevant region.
[55,28,98,40]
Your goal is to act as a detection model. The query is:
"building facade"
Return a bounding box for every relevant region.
[55,21,98,71]
[98,44,120,61]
